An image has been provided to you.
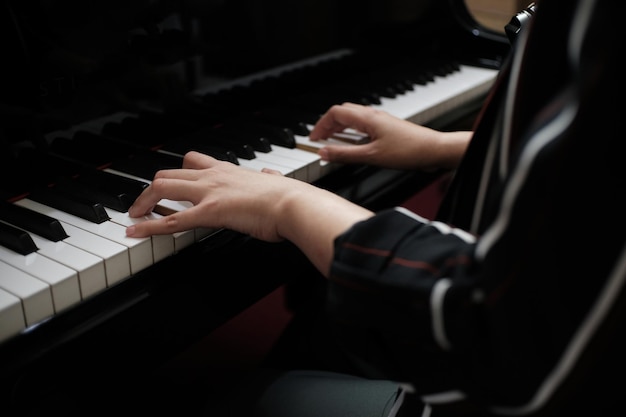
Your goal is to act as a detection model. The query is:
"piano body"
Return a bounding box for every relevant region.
[0,0,511,414]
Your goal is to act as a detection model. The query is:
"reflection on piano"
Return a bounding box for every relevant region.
[0,0,510,414]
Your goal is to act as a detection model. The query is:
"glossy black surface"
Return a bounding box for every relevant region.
[0,0,509,415]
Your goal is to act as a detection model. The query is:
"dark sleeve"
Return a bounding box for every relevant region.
[325,6,626,412]
[327,207,481,394]
[328,176,626,415]
[324,0,626,414]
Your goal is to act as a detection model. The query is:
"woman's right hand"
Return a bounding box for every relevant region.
[126,151,374,276]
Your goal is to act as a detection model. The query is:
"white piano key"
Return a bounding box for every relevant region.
[329,128,370,144]
[0,261,54,326]
[55,221,129,286]
[237,157,293,177]
[0,287,25,342]
[106,208,175,262]
[37,62,497,291]
[291,64,498,179]
[28,233,107,299]
[106,154,299,241]
[294,134,348,176]
[0,56,501,344]
[103,168,207,246]
[15,198,152,277]
[158,146,299,179]
[0,244,81,313]
[268,145,323,182]
[253,151,308,181]
[295,133,357,151]
[159,133,320,183]
[15,199,131,286]
[107,207,213,254]
[374,65,498,124]
[151,197,193,215]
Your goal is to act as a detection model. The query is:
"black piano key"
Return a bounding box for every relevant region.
[202,138,256,160]
[431,61,459,77]
[111,150,183,181]
[349,75,402,98]
[397,78,416,91]
[222,120,296,149]
[138,110,197,138]
[375,67,416,92]
[0,221,39,255]
[329,85,383,105]
[181,130,257,159]
[284,92,357,115]
[394,70,429,86]
[101,120,141,144]
[54,177,134,213]
[162,98,230,127]
[28,187,110,224]
[50,136,106,167]
[262,106,322,126]
[406,64,436,84]
[247,111,311,136]
[78,170,149,201]
[75,130,140,153]
[108,116,181,148]
[162,140,240,164]
[208,128,273,153]
[0,200,68,242]
[207,83,278,113]
[4,148,76,196]
[203,89,254,112]
[49,131,139,169]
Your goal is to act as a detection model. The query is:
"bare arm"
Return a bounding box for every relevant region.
[309,102,472,171]
[125,151,373,276]
[126,103,472,275]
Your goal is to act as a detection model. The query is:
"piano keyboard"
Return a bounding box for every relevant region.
[0,53,498,344]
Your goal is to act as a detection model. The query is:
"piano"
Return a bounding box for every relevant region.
[0,0,511,414]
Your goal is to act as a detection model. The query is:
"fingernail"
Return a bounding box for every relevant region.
[126,225,136,237]
[318,148,329,161]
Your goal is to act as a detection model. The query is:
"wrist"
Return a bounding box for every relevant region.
[277,182,373,274]
[436,131,472,170]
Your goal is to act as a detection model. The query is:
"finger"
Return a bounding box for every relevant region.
[128,168,202,216]
[152,167,202,181]
[127,205,206,238]
[261,167,284,175]
[341,102,366,110]
[310,103,372,140]
[332,105,377,135]
[128,177,198,217]
[309,104,355,140]
[319,142,374,165]
[181,151,219,169]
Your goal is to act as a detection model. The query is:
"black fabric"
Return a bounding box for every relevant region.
[326,0,626,415]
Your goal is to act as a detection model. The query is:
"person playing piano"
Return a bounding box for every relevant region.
[125,0,626,415]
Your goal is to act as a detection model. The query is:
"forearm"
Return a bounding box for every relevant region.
[271,128,472,274]
[436,131,473,170]
[309,103,473,172]
[275,185,374,276]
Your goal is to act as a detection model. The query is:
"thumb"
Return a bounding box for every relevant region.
[261,167,284,176]
[319,143,371,165]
